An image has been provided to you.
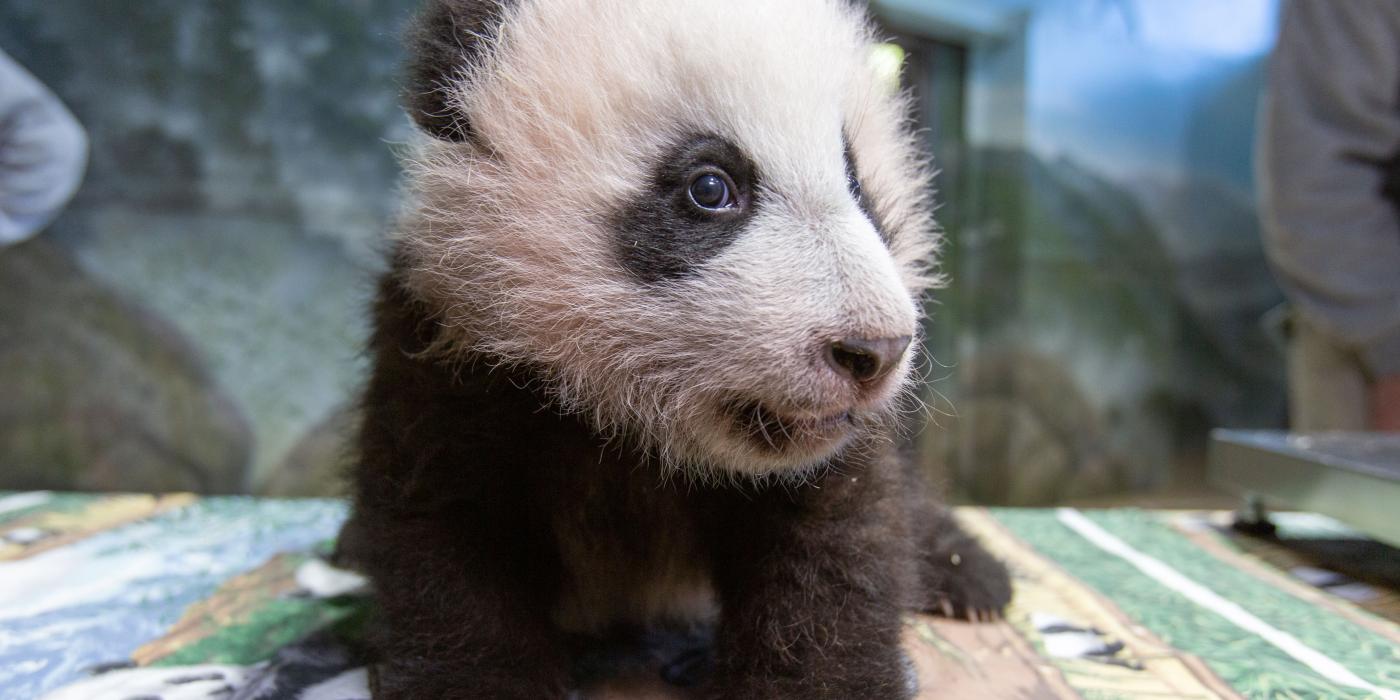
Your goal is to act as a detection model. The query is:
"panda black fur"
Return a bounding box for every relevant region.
[344,0,1012,697]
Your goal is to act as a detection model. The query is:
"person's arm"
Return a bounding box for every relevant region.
[0,48,87,245]
[1258,1,1400,429]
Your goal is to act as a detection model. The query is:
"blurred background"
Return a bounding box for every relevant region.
[0,0,1289,502]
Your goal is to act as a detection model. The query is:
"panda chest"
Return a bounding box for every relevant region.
[549,484,717,634]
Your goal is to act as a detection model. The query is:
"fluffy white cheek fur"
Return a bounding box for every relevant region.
[650,204,921,477]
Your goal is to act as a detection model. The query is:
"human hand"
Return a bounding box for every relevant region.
[1372,375,1400,432]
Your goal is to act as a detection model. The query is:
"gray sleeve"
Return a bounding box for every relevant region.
[0,47,88,245]
[1257,0,1400,377]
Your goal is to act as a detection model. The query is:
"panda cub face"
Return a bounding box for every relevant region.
[399,0,940,478]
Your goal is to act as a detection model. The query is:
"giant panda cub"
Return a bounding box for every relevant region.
[345,0,1012,697]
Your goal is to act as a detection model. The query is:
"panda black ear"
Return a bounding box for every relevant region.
[404,0,515,143]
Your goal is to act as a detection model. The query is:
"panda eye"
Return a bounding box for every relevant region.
[686,170,737,211]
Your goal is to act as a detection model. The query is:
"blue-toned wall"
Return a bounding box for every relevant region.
[898,0,1288,502]
[0,2,419,494]
[0,1,1288,502]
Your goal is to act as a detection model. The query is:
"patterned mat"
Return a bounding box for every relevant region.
[0,492,1396,699]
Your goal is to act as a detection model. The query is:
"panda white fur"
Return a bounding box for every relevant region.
[344,0,1011,697]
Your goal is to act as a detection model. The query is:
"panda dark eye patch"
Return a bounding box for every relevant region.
[613,134,759,283]
[845,156,863,202]
[844,135,889,244]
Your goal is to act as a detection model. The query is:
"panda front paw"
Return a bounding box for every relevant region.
[925,543,1012,622]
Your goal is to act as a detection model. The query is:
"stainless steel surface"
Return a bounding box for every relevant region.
[1208,430,1400,546]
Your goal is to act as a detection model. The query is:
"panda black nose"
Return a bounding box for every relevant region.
[824,336,912,385]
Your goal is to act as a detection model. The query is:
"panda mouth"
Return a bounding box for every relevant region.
[728,400,853,452]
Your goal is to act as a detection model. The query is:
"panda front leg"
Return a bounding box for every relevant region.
[705,476,914,699]
[359,511,573,700]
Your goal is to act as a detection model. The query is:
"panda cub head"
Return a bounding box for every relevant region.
[398,0,940,479]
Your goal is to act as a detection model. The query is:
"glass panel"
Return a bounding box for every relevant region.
[890,1,1288,505]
